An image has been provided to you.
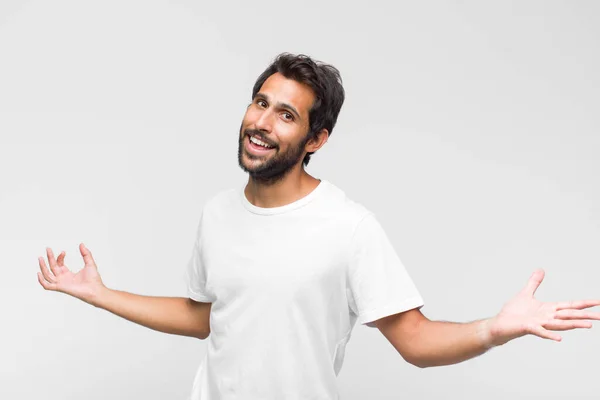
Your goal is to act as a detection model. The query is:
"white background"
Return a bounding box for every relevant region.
[1,1,598,399]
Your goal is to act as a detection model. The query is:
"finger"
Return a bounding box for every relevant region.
[523,269,545,297]
[38,256,56,283]
[555,309,600,321]
[530,324,562,341]
[555,299,600,311]
[57,251,66,267]
[37,272,57,291]
[46,247,60,276]
[544,319,593,331]
[79,243,97,268]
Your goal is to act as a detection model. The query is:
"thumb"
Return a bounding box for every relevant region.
[80,243,98,268]
[523,268,545,297]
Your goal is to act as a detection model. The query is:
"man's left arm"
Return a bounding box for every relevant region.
[375,269,600,368]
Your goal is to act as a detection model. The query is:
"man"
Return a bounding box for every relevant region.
[38,53,600,399]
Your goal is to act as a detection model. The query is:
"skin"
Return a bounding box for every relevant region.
[375,270,600,367]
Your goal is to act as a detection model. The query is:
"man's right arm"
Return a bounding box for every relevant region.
[93,289,212,340]
[37,244,211,340]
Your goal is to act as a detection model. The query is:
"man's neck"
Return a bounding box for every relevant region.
[244,170,321,208]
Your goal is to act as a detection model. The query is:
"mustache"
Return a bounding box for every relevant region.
[243,129,277,148]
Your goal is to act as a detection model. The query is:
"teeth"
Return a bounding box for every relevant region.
[250,136,273,148]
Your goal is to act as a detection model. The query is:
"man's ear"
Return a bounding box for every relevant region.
[305,128,329,153]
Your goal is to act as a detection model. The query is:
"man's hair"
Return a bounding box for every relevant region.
[251,53,345,166]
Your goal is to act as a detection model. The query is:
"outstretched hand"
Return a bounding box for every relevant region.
[37,243,106,306]
[485,269,600,347]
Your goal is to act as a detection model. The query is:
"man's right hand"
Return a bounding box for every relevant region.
[38,243,106,306]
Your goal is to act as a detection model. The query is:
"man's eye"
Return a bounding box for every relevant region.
[282,112,293,121]
[257,100,267,107]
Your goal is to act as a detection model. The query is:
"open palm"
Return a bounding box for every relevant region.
[37,243,106,305]
[488,269,600,346]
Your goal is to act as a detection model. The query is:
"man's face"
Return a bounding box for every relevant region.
[237,72,315,184]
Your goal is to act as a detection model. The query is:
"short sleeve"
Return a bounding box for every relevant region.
[347,213,424,328]
[185,207,215,303]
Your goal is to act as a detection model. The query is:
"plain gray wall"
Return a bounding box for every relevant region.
[1,0,598,399]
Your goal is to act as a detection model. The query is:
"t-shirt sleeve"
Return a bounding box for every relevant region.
[185,207,215,303]
[347,212,424,328]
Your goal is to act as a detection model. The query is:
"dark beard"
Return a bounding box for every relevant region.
[237,127,309,186]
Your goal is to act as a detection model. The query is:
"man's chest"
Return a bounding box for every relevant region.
[200,217,350,301]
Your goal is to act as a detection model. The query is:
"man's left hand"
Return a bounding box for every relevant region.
[484,269,600,347]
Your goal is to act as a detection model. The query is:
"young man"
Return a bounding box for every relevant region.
[38,53,600,400]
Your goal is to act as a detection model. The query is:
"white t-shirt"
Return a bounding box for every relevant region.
[185,179,424,400]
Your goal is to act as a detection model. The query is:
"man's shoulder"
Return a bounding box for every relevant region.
[321,180,373,224]
[197,186,239,215]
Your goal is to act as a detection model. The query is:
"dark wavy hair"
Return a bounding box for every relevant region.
[251,53,345,166]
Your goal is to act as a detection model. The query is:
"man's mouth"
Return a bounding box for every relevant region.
[246,134,276,151]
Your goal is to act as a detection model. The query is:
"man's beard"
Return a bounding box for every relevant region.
[237,127,310,186]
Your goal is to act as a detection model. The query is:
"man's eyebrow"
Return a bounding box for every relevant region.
[255,92,301,120]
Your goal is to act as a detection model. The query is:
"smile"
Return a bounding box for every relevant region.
[249,135,275,149]
[246,135,276,154]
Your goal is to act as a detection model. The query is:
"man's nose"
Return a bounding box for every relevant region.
[255,109,273,132]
